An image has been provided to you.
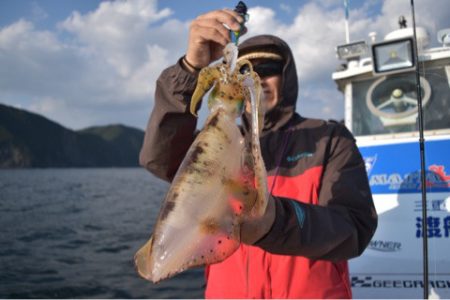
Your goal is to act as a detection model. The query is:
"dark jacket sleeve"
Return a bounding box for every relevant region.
[255,124,378,261]
[139,58,199,182]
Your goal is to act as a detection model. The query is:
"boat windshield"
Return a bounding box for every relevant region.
[351,64,450,136]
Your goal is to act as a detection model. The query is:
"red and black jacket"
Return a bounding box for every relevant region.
[140,35,377,298]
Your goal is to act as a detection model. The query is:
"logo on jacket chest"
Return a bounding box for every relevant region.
[286,151,313,162]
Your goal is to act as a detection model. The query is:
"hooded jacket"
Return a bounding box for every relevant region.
[140,35,377,298]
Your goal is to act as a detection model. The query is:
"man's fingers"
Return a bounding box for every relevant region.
[222,8,245,23]
[197,9,243,32]
[240,194,276,245]
[185,8,247,69]
[190,18,231,46]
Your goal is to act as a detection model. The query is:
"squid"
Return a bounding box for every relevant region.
[135,43,268,283]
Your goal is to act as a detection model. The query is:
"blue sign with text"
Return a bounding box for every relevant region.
[359,139,450,194]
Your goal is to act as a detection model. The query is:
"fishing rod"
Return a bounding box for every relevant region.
[410,0,429,298]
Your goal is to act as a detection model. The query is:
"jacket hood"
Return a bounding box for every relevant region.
[238,35,298,133]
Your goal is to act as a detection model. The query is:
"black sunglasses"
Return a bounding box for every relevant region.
[252,61,283,78]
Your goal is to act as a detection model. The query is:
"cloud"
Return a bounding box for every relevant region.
[0,0,449,129]
[0,19,74,96]
[59,0,175,77]
[0,0,188,129]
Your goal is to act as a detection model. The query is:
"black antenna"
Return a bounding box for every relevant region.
[410,0,429,298]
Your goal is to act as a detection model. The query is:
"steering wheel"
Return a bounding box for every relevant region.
[366,75,431,119]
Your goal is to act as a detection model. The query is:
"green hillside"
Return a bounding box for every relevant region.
[0,103,144,168]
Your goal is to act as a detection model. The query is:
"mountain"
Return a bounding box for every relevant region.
[0,103,144,168]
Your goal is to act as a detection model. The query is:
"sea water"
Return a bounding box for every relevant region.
[0,168,204,298]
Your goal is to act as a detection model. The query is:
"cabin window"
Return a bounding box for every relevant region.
[352,64,450,136]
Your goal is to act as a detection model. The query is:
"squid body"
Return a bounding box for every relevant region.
[135,43,268,283]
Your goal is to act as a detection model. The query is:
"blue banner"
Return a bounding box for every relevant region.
[359,139,450,194]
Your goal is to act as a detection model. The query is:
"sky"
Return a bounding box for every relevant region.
[0,0,449,130]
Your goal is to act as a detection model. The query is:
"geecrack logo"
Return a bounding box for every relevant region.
[352,276,372,288]
[352,276,450,289]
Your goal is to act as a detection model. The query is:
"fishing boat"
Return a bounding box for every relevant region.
[332,9,450,299]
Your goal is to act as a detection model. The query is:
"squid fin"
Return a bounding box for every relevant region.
[190,67,220,116]
[134,236,154,281]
